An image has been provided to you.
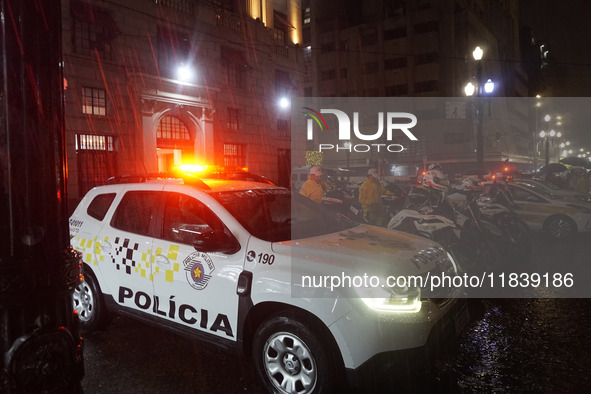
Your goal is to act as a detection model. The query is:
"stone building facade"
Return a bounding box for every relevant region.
[62,0,303,206]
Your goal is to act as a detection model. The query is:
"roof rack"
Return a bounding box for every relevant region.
[104,173,211,190]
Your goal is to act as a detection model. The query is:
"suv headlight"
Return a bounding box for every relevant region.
[361,285,421,313]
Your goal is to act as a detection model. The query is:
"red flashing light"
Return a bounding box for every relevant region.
[175,163,250,176]
[504,167,509,172]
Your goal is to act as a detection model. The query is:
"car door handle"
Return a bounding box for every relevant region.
[101,241,112,253]
[154,255,170,267]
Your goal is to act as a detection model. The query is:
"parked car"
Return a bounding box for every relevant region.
[512,179,591,203]
[505,182,591,239]
[70,174,468,393]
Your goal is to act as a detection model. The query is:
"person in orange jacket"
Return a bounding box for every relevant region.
[358,168,390,226]
[300,166,325,204]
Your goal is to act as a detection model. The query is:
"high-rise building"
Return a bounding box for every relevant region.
[301,0,534,174]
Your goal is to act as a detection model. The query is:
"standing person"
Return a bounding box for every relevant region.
[575,170,590,194]
[359,168,390,226]
[300,166,325,204]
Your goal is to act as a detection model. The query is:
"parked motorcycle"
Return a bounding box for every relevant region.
[388,187,501,274]
[321,176,365,222]
[449,182,532,265]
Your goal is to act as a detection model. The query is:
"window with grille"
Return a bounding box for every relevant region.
[73,20,114,60]
[226,108,240,131]
[224,62,245,89]
[223,144,245,167]
[82,87,107,116]
[77,134,114,151]
[273,27,286,44]
[157,115,191,141]
[71,0,119,62]
[76,134,117,196]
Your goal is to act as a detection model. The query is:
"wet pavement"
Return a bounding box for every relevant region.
[81,233,591,393]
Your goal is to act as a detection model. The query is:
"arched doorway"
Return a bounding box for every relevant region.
[156,114,194,172]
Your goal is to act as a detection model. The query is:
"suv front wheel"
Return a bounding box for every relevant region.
[253,313,342,394]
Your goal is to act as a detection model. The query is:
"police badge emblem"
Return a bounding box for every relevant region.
[183,252,215,290]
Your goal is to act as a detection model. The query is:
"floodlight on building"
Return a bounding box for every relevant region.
[278,97,290,110]
[177,64,194,82]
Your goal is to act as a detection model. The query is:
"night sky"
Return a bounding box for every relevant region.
[520,0,591,148]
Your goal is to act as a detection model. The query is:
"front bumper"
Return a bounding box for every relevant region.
[343,299,473,392]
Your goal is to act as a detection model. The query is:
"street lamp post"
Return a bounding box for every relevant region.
[344,141,352,181]
[465,46,494,172]
[539,129,562,165]
[534,95,542,170]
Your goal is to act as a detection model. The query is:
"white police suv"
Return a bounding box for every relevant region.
[69,173,468,393]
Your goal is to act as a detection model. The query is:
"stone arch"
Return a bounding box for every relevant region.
[154,107,203,172]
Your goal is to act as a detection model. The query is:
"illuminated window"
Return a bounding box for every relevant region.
[76,134,117,196]
[76,134,114,151]
[82,87,106,116]
[223,144,245,167]
[303,7,311,24]
[157,115,191,141]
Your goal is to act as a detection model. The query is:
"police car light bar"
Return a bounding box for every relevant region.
[104,173,211,190]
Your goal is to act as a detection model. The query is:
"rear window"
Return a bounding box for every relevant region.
[87,193,116,221]
[111,191,161,236]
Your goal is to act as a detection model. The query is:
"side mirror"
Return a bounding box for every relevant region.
[192,229,241,255]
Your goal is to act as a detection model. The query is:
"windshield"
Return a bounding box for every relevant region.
[210,188,356,242]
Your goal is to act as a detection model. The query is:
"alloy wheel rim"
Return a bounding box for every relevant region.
[550,218,572,238]
[72,280,94,322]
[263,332,317,394]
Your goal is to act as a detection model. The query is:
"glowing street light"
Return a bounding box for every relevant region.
[472,46,484,61]
[464,82,476,96]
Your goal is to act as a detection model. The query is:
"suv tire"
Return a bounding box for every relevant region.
[72,273,110,332]
[253,313,342,394]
